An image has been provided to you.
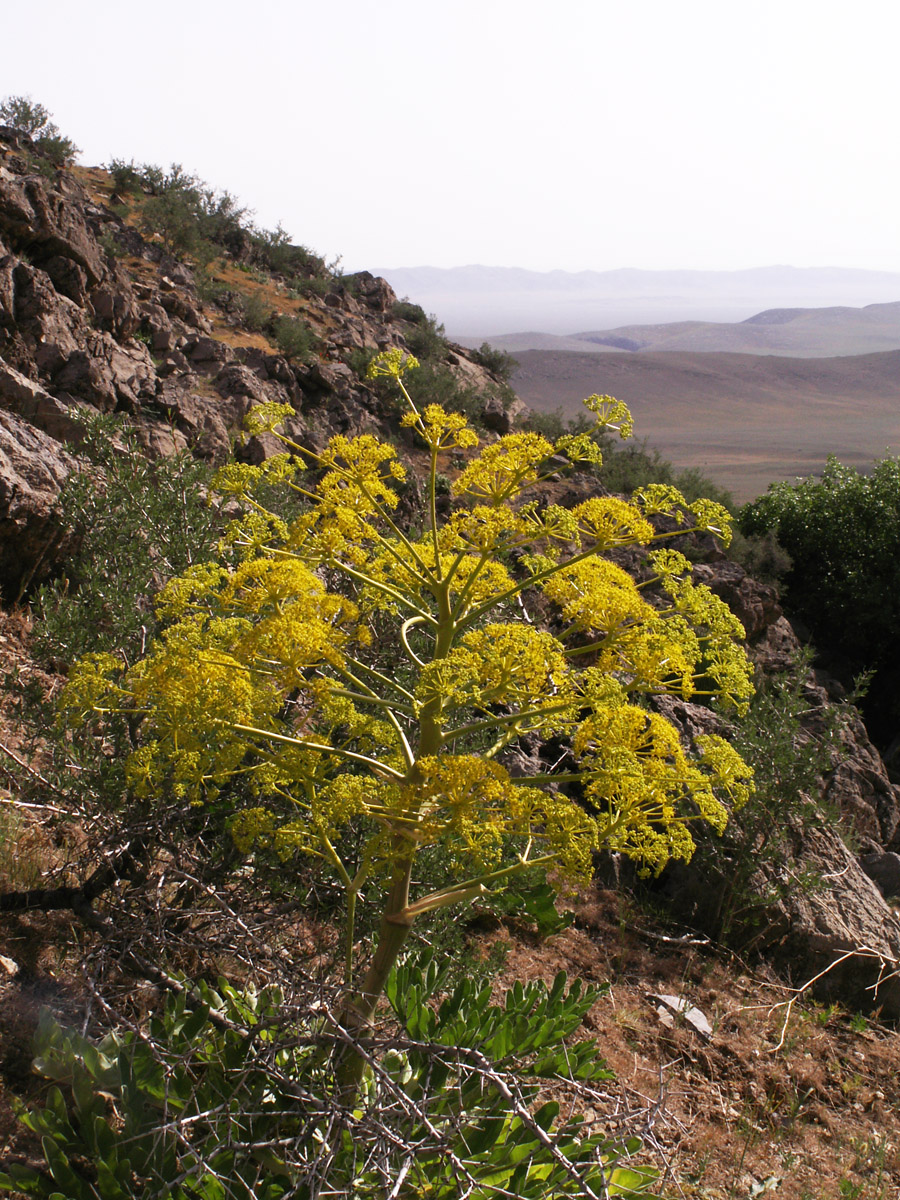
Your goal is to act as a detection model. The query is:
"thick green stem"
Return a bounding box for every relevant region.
[335,854,415,1098]
[335,583,457,1101]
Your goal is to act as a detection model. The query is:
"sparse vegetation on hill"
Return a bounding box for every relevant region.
[0,94,79,167]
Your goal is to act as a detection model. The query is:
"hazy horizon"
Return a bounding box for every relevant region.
[371,264,900,338]
[4,0,900,279]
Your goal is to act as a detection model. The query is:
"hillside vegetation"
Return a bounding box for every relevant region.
[1,102,900,1199]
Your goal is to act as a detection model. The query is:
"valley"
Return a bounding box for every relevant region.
[511,346,900,502]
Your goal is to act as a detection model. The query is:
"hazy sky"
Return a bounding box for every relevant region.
[6,0,899,274]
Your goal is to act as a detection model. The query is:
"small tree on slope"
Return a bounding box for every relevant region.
[62,350,753,1094]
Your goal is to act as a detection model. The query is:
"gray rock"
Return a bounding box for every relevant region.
[776,826,900,1018]
[0,358,87,443]
[0,407,76,592]
[692,561,782,641]
[859,851,900,898]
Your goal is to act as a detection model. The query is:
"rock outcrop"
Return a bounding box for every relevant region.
[0,130,515,594]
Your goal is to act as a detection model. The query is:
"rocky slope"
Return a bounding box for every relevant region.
[0,125,518,597]
[2,123,900,1017]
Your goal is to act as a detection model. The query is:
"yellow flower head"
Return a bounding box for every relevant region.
[366,348,420,379]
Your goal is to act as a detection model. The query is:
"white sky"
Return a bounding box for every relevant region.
[5,0,899,274]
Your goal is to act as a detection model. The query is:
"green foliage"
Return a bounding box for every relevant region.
[522,406,569,441]
[251,223,325,280]
[97,227,127,260]
[0,94,57,136]
[35,412,222,665]
[271,313,319,361]
[0,94,79,165]
[740,455,900,740]
[1,959,658,1198]
[391,299,428,324]
[727,528,793,586]
[684,650,849,948]
[402,358,487,423]
[106,157,144,195]
[236,289,272,332]
[403,311,447,360]
[470,341,518,382]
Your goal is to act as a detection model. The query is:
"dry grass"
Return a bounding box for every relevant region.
[512,348,900,503]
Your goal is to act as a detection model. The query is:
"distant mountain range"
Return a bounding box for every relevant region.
[373,264,900,338]
[457,300,900,359]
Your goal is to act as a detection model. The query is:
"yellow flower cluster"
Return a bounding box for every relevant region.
[582,394,635,439]
[64,377,756,909]
[411,755,598,880]
[452,433,555,503]
[574,703,730,874]
[401,404,479,452]
[366,347,420,379]
[415,624,570,722]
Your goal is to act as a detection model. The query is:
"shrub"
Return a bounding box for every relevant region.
[680,649,849,948]
[251,224,325,279]
[236,290,272,333]
[1,958,658,1198]
[106,157,143,195]
[34,411,221,665]
[61,356,753,1100]
[0,94,79,164]
[271,314,319,361]
[403,312,447,360]
[740,455,900,743]
[470,341,518,381]
[391,299,428,324]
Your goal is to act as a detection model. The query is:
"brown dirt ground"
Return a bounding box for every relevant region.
[512,348,900,504]
[0,599,897,1197]
[2,869,899,1198]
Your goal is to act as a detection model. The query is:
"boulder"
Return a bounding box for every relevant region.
[860,851,900,899]
[0,407,76,593]
[344,270,396,313]
[0,169,105,286]
[692,560,782,641]
[0,358,87,443]
[777,825,900,1018]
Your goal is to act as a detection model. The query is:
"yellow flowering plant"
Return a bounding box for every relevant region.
[62,349,753,1091]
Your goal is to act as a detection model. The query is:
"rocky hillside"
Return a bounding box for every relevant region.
[0,124,519,597]
[3,126,900,1196]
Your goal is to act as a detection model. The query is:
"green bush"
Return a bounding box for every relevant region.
[271,314,319,361]
[251,224,325,279]
[237,290,273,333]
[106,157,143,195]
[682,650,849,949]
[403,312,447,361]
[740,455,900,743]
[470,341,518,382]
[391,299,428,324]
[34,412,221,665]
[0,94,79,165]
[1,957,658,1199]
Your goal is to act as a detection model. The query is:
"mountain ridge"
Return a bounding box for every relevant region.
[374,263,900,335]
[465,299,900,359]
